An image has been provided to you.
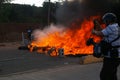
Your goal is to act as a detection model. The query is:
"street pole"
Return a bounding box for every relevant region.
[48,0,51,25]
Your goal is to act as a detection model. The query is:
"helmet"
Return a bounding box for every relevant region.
[102,13,117,25]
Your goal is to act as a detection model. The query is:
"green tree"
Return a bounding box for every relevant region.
[0,0,13,5]
[0,0,13,3]
[0,1,59,25]
[0,0,13,8]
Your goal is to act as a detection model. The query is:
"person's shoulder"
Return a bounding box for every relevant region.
[108,23,118,31]
[107,23,117,28]
[109,23,118,27]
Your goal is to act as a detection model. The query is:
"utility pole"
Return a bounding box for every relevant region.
[48,0,51,25]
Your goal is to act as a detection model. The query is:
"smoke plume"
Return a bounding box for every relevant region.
[56,0,115,26]
[32,24,66,42]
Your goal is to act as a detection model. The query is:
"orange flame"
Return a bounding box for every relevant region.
[28,16,103,56]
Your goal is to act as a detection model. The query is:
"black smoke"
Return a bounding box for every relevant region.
[56,0,119,26]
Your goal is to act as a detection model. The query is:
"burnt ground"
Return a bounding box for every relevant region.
[0,42,81,76]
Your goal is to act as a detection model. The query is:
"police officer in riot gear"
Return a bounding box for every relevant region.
[92,13,120,80]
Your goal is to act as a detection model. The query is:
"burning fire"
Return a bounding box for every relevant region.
[28,16,103,56]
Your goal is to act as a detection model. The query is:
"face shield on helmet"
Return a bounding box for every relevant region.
[102,13,117,25]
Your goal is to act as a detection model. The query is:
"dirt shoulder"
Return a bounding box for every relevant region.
[0,42,22,48]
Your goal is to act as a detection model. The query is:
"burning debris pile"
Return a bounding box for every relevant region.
[28,0,114,56]
[28,16,102,56]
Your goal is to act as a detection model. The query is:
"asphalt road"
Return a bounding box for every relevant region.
[0,46,80,76]
[0,62,119,80]
[0,46,120,80]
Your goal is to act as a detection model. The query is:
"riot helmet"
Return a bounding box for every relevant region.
[102,13,117,25]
